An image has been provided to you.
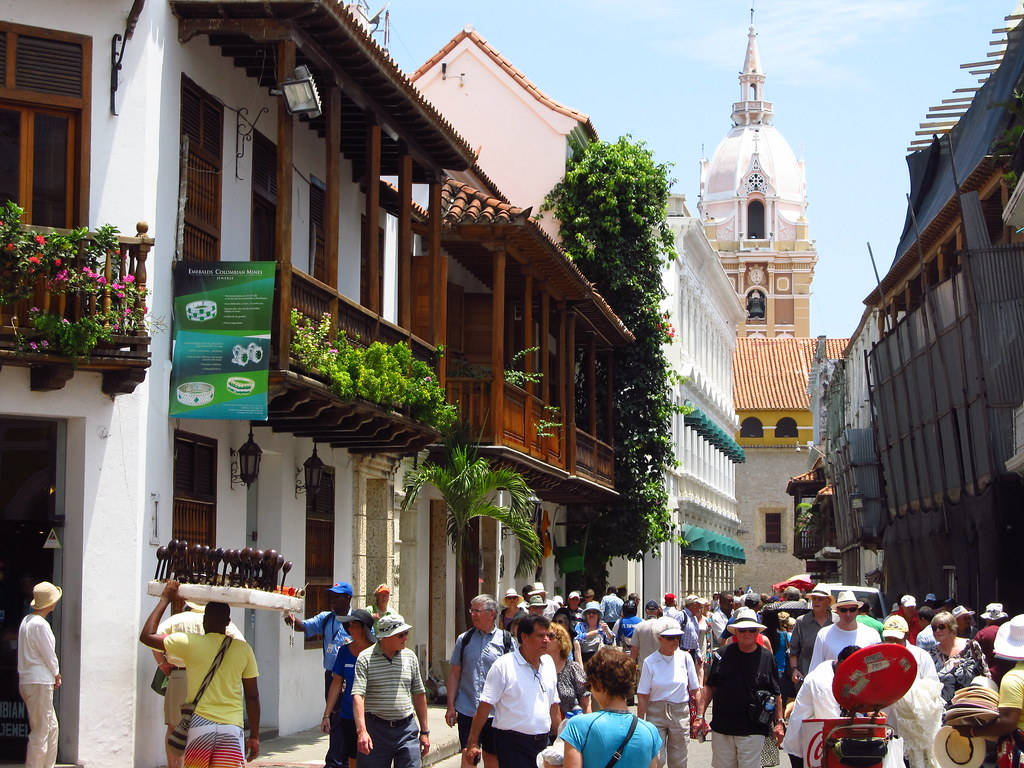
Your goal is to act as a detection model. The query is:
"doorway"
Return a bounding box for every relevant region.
[0,418,62,762]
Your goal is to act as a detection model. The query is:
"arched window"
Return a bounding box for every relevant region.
[747,200,765,239]
[740,417,763,438]
[750,84,758,100]
[775,417,798,438]
[746,289,766,320]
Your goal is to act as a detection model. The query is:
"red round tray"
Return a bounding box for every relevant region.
[831,644,916,711]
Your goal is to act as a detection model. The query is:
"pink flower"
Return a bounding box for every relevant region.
[97,276,107,285]
[29,342,38,350]
[40,340,48,348]
[28,255,41,265]
[5,243,14,251]
[34,235,45,245]
[124,274,135,283]
[54,258,61,266]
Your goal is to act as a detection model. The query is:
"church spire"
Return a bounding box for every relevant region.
[732,25,773,126]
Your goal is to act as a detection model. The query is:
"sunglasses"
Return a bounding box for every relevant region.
[836,607,858,614]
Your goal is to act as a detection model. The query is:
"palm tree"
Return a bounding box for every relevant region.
[401,443,542,630]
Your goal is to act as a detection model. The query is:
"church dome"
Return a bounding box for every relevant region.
[698,25,807,219]
[701,124,805,205]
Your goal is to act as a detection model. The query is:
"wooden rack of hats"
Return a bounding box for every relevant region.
[147,539,304,612]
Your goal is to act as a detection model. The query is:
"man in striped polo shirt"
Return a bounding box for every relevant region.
[352,614,430,768]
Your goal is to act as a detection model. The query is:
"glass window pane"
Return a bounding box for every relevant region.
[0,109,20,209]
[32,113,69,227]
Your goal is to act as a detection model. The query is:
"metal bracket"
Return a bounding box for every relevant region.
[110,0,147,115]
[232,106,269,181]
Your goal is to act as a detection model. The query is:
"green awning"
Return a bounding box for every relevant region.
[683,403,746,463]
[681,524,710,553]
[683,527,746,563]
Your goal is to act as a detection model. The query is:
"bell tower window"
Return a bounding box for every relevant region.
[747,199,765,239]
[746,289,766,320]
[750,84,757,100]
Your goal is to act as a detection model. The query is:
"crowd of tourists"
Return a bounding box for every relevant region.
[13,576,1024,768]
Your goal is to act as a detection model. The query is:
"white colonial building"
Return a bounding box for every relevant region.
[630,195,745,599]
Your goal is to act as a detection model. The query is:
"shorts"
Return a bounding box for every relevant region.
[457,712,497,755]
[334,715,358,760]
[164,668,188,726]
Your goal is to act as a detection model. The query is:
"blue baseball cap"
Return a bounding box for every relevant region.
[328,582,354,596]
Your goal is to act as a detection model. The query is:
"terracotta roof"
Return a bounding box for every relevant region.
[442,180,529,225]
[734,337,848,411]
[411,26,598,140]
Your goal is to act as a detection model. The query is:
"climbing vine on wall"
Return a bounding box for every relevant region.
[544,136,678,583]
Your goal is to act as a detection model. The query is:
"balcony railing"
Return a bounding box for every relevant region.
[793,528,824,560]
[289,268,434,364]
[445,376,571,472]
[575,428,614,488]
[0,222,152,394]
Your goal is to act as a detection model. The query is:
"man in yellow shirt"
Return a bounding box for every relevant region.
[141,581,260,767]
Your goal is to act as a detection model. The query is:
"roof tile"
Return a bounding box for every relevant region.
[734,337,848,411]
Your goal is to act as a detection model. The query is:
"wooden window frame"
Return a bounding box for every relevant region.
[172,430,218,548]
[764,511,782,545]
[0,22,91,226]
[181,75,223,262]
[304,466,335,650]
[309,175,326,282]
[250,131,276,263]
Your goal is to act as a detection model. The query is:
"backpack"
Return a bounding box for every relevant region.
[458,627,513,668]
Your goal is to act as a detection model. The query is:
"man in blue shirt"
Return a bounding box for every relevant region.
[322,609,376,768]
[284,581,354,768]
[600,587,624,627]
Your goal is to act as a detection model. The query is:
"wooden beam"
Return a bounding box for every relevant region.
[276,39,296,364]
[398,152,413,329]
[325,86,340,293]
[428,180,446,385]
[605,351,614,445]
[365,122,381,314]
[566,310,577,474]
[557,303,567,471]
[587,334,597,436]
[540,289,550,405]
[491,249,506,441]
[523,271,534,398]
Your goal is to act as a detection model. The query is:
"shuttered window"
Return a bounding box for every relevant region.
[251,132,275,262]
[309,177,327,282]
[181,76,223,262]
[305,467,335,648]
[0,23,89,227]
[765,512,782,545]
[173,431,217,547]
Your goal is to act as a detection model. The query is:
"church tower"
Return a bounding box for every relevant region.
[698,25,817,338]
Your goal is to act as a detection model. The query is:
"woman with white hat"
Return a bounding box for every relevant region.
[951,614,1024,765]
[17,581,62,768]
[637,624,700,768]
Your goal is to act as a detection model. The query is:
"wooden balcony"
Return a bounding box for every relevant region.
[0,224,152,394]
[263,266,440,455]
[444,376,614,500]
[793,527,824,560]
[289,269,434,363]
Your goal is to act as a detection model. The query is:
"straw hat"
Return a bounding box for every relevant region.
[994,614,1024,660]
[834,590,863,608]
[528,581,547,596]
[727,607,766,633]
[30,581,62,611]
[806,585,834,602]
[529,594,547,607]
[933,725,985,768]
[503,587,521,600]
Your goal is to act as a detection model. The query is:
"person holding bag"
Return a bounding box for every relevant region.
[561,649,661,768]
[141,580,261,767]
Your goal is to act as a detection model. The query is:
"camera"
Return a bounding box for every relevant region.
[749,690,776,726]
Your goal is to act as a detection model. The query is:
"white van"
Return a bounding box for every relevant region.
[815,584,887,619]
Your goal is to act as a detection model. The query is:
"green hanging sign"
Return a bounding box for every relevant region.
[169,261,276,420]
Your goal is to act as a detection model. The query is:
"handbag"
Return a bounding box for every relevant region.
[167,636,233,756]
[760,735,780,767]
[151,667,168,696]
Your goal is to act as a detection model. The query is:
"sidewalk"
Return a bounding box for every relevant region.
[252,706,459,768]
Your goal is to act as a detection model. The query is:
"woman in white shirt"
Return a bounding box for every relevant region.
[636,625,701,768]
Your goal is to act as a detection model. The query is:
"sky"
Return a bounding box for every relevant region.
[377,0,1015,339]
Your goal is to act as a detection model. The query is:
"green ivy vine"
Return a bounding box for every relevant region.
[544,136,678,584]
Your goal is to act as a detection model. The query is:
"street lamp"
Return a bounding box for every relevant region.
[295,445,325,498]
[277,65,321,118]
[232,428,263,488]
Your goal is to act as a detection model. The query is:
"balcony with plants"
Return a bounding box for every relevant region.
[0,202,152,394]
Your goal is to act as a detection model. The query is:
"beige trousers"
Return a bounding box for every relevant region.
[710,733,764,768]
[20,683,58,768]
[644,700,689,768]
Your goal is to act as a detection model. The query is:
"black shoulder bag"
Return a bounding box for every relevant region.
[580,712,640,768]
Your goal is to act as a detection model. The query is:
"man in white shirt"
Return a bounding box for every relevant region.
[709,593,734,647]
[462,614,560,768]
[808,591,881,672]
[637,624,701,768]
[783,645,860,767]
[18,581,62,768]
